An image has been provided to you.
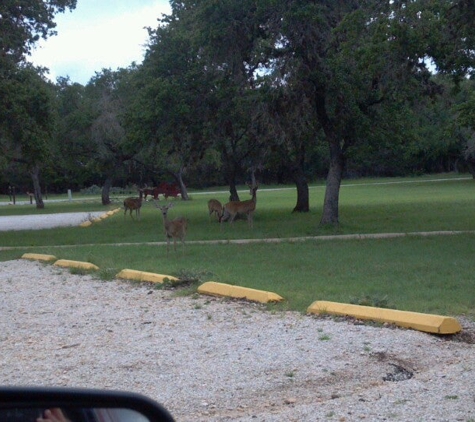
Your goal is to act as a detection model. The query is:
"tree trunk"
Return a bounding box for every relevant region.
[320,139,344,225]
[221,145,240,201]
[102,177,113,205]
[248,164,262,188]
[30,165,44,209]
[225,165,240,201]
[465,159,475,179]
[170,168,189,200]
[229,178,239,202]
[178,178,189,200]
[291,165,309,213]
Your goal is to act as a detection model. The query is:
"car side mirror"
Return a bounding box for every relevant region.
[0,387,174,422]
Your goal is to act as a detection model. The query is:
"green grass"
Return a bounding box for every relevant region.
[1,173,474,318]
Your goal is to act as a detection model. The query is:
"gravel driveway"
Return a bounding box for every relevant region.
[1,259,474,421]
[0,211,108,231]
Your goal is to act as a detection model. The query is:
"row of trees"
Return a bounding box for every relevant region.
[1,0,475,225]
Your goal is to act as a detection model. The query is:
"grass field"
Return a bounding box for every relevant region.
[1,173,474,318]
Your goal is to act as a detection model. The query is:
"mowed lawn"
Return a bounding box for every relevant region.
[0,174,474,317]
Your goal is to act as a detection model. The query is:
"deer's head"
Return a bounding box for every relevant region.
[154,201,174,216]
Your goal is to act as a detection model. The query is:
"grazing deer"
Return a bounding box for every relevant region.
[124,190,143,220]
[155,202,188,255]
[208,199,223,221]
[220,184,258,228]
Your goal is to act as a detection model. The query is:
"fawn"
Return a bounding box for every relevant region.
[155,202,188,255]
[124,190,143,220]
[207,199,223,221]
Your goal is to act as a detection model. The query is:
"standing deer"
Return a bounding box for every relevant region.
[207,199,223,221]
[124,190,143,220]
[155,202,188,255]
[220,183,258,228]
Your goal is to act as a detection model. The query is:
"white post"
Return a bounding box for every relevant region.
[68,189,72,202]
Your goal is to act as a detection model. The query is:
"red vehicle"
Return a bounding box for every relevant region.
[141,183,181,200]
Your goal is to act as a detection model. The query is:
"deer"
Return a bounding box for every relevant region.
[124,190,143,220]
[220,183,258,228]
[141,187,158,201]
[154,202,188,255]
[207,199,223,221]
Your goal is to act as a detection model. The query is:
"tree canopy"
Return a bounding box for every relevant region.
[0,0,77,207]
[2,0,475,224]
[0,0,77,68]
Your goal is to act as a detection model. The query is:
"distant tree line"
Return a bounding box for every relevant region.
[1,0,475,224]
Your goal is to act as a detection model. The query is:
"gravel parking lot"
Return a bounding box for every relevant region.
[1,259,474,421]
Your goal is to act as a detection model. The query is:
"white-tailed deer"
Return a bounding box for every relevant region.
[124,190,143,220]
[208,199,223,221]
[155,202,188,255]
[220,184,258,228]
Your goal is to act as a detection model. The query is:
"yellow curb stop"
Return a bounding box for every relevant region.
[79,221,92,227]
[307,300,461,334]
[116,269,179,284]
[21,253,57,262]
[198,281,284,304]
[54,259,99,271]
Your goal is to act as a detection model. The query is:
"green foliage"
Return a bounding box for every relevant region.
[457,96,475,133]
[318,334,331,342]
[349,295,391,309]
[80,185,103,195]
[0,0,77,65]
[174,269,215,284]
[67,267,94,276]
[0,65,58,208]
[97,267,121,281]
[0,0,77,179]
[127,13,217,189]
[52,78,96,190]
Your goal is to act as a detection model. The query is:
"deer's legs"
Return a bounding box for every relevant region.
[165,234,172,256]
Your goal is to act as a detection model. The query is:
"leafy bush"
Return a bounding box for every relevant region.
[80,185,140,195]
[80,185,102,195]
